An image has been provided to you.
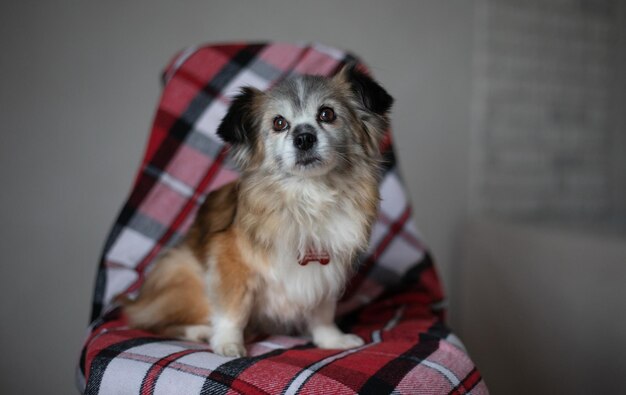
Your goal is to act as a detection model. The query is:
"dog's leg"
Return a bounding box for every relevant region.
[123,248,211,338]
[208,233,255,358]
[209,282,253,357]
[210,312,250,358]
[308,300,365,350]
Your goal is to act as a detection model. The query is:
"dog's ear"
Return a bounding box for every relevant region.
[216,87,262,145]
[338,64,393,116]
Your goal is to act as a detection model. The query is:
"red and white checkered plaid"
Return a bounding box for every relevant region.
[78,42,488,394]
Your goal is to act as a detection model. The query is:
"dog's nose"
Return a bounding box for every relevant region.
[294,133,317,151]
[293,125,317,151]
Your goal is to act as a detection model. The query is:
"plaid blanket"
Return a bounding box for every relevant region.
[78,42,488,394]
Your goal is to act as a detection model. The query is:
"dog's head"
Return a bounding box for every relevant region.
[216,65,393,177]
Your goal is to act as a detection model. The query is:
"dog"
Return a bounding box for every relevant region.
[122,64,393,357]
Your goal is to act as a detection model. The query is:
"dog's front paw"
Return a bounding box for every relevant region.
[315,333,365,350]
[212,342,247,358]
[211,324,246,357]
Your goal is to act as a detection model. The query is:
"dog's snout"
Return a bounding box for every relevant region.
[293,124,317,151]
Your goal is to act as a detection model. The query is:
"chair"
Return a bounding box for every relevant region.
[78,42,488,394]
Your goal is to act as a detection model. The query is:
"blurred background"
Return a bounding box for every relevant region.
[0,1,623,393]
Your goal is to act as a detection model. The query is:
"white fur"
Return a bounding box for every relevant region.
[183,325,212,343]
[307,300,365,350]
[210,315,247,357]
[249,176,368,332]
[263,80,344,178]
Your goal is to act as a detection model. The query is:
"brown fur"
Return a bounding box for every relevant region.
[123,248,209,333]
[186,181,238,263]
[121,66,393,353]
[212,229,255,322]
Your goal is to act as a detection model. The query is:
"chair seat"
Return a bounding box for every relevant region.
[78,42,488,394]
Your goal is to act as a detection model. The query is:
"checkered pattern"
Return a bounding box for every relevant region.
[78,42,488,394]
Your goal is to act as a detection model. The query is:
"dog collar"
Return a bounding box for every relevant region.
[298,250,330,266]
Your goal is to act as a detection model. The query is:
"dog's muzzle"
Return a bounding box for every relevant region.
[293,124,317,152]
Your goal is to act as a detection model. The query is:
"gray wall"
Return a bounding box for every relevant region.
[459,219,626,395]
[459,2,626,394]
[0,2,474,393]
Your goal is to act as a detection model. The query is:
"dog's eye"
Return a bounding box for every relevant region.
[272,116,289,132]
[318,107,336,123]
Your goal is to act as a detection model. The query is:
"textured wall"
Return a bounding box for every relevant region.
[612,2,626,229]
[470,0,623,229]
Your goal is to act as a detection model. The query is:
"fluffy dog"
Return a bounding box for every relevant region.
[122,65,393,357]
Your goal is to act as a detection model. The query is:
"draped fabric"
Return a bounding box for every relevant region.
[78,42,488,395]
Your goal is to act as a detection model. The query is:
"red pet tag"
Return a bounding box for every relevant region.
[298,250,330,266]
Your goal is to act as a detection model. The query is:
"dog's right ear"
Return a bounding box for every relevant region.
[216,87,262,145]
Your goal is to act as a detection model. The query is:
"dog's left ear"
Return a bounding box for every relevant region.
[216,87,262,145]
[337,64,393,116]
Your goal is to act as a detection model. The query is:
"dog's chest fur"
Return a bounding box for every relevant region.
[239,176,376,324]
